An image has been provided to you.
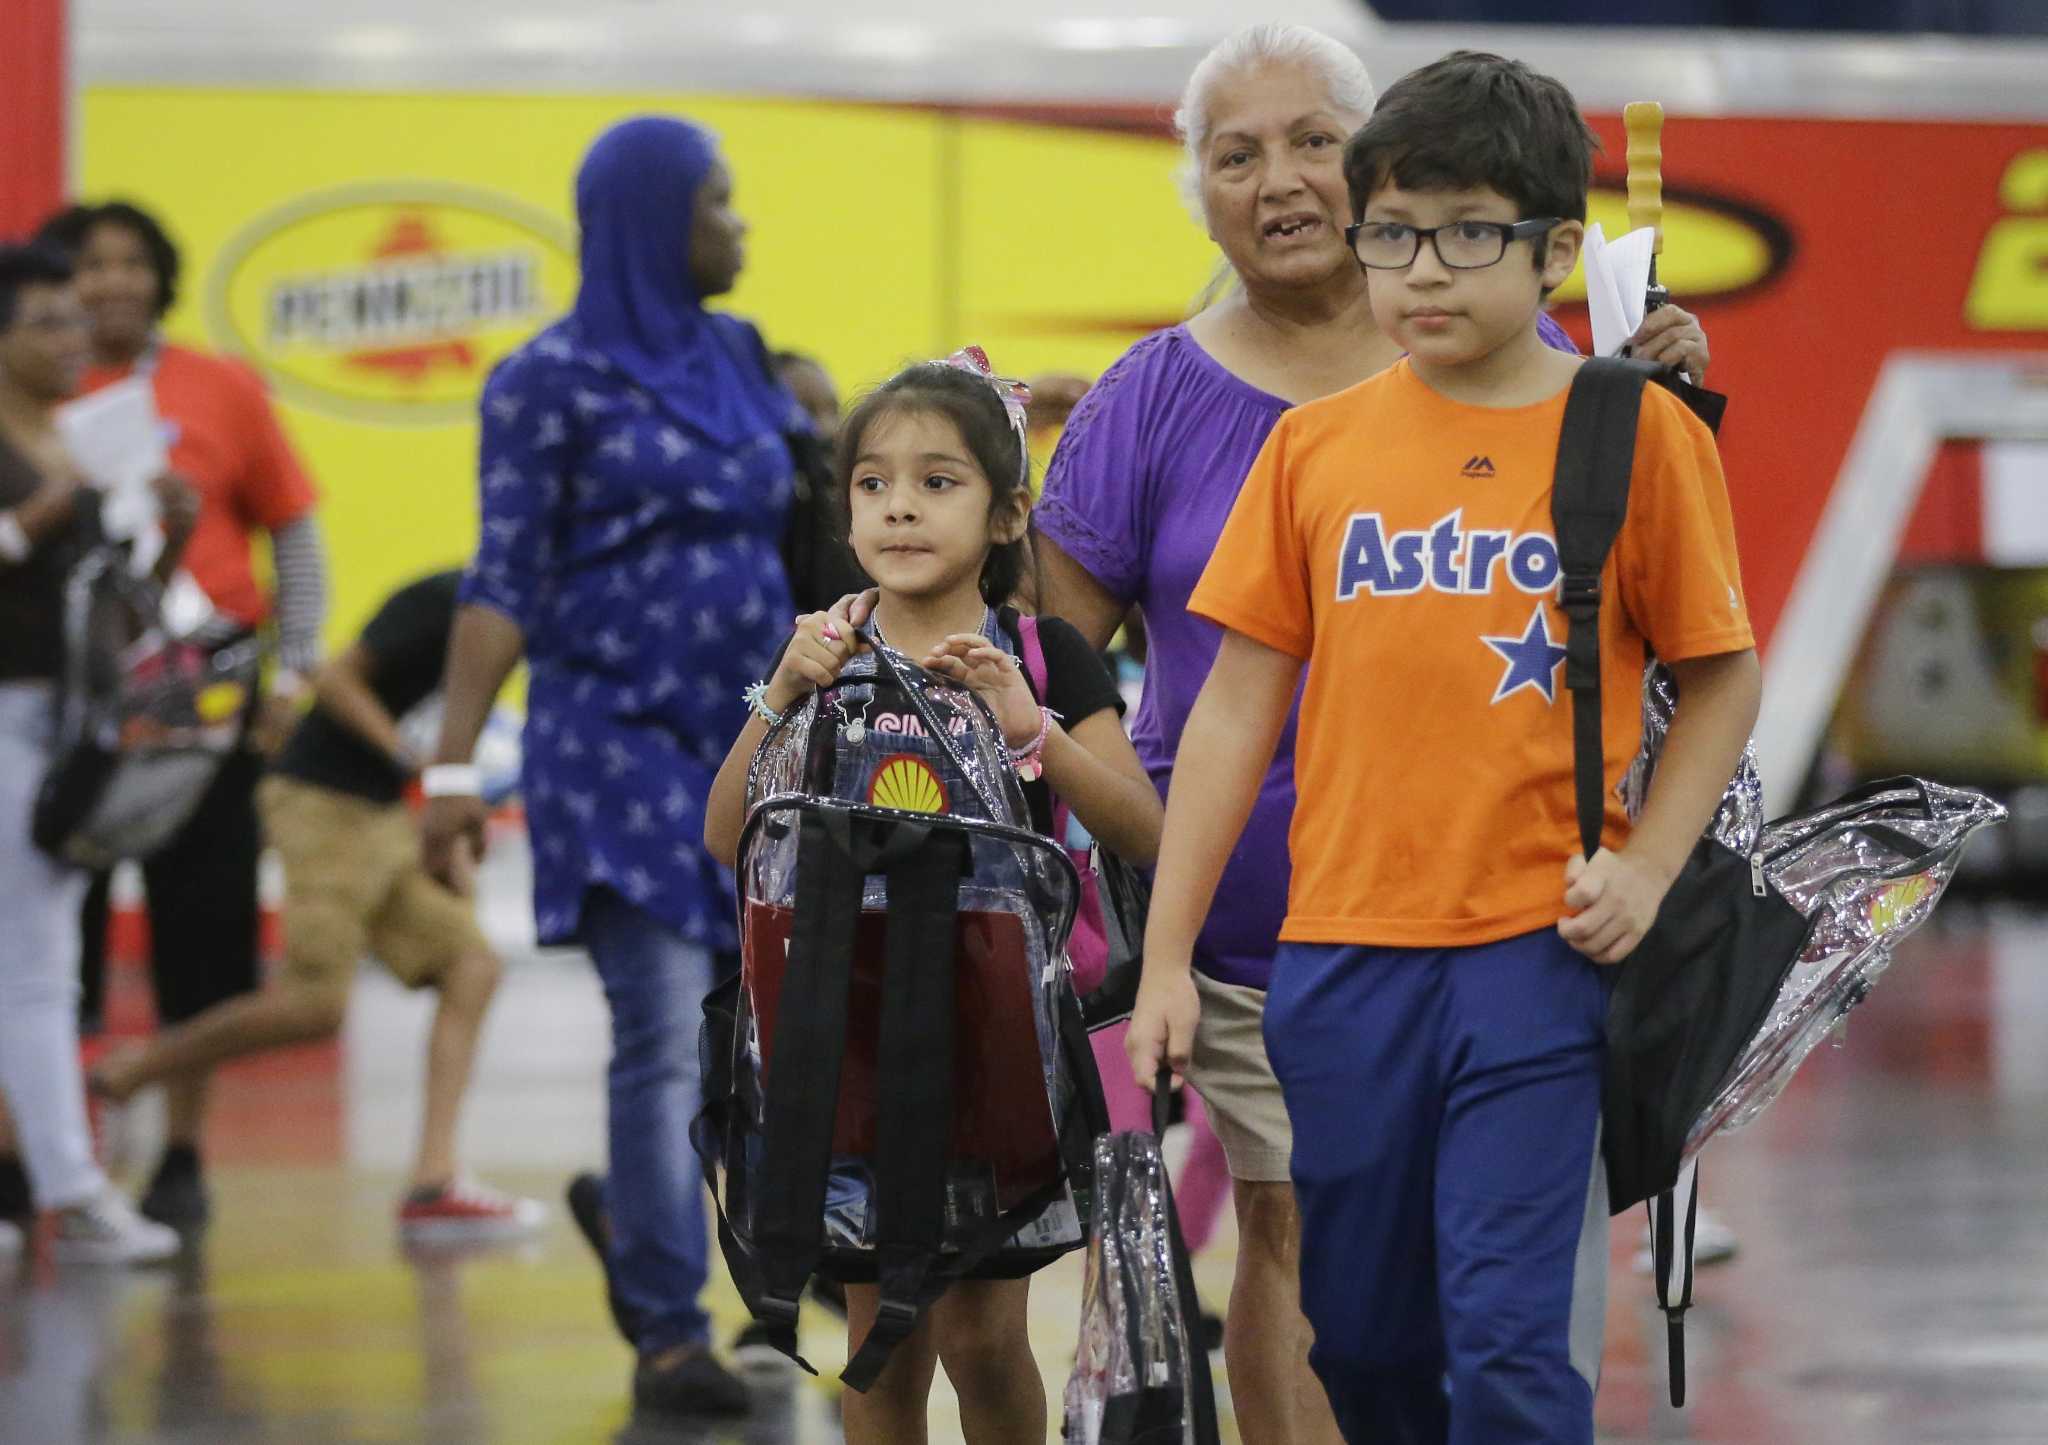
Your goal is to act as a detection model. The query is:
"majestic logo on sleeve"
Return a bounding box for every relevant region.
[1337,509,1569,705]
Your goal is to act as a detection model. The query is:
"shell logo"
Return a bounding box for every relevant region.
[1869,872,1938,933]
[868,754,950,815]
[204,182,577,425]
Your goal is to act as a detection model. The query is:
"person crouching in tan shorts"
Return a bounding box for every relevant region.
[91,570,542,1243]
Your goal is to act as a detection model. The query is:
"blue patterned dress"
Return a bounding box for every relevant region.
[461,319,804,947]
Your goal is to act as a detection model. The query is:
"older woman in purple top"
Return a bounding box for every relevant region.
[1033,25,1710,1441]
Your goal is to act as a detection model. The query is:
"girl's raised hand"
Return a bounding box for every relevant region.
[767,612,858,712]
[923,635,1041,746]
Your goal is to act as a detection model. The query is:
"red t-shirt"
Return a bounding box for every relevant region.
[79,342,318,627]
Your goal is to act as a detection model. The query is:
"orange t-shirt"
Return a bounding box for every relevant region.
[80,343,317,627]
[1189,359,1755,949]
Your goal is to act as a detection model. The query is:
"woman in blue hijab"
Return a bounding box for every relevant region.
[424,115,808,1421]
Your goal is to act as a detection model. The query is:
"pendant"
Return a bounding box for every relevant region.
[1015,757,1042,782]
[846,719,867,746]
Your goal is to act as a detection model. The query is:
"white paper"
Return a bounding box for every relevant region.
[55,378,167,545]
[162,570,217,638]
[1582,223,1657,359]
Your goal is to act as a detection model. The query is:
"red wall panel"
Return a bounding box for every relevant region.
[1,0,67,241]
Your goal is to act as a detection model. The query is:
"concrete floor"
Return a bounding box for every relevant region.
[4,849,2045,1443]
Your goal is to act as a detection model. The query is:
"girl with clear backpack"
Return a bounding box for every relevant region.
[706,347,1163,1443]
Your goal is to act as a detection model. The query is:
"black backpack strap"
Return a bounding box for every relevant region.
[1647,1168,1701,1406]
[1552,356,1658,859]
[1555,358,1705,1406]
[1153,1070,1223,1445]
[843,826,970,1391]
[750,808,868,1323]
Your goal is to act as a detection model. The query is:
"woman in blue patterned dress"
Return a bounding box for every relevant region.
[422,116,807,1420]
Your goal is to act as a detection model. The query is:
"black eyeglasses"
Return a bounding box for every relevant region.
[1345,218,1561,270]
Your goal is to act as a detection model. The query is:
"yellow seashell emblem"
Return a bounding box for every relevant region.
[868,754,949,815]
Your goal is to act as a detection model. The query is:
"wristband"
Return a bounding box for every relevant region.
[742,681,786,727]
[421,764,483,799]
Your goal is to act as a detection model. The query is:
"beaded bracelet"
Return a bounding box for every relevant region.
[742,681,786,728]
[1008,707,1056,782]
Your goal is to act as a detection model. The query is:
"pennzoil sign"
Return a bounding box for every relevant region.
[204,182,576,425]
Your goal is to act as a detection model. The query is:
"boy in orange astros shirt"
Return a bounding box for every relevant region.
[1125,52,1760,1445]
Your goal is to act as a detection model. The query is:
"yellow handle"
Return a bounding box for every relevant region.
[1623,101,1665,255]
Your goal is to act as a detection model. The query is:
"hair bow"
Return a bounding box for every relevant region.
[941,345,1033,477]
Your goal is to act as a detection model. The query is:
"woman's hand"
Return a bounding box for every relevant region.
[150,471,200,540]
[1125,965,1201,1093]
[1628,305,1710,384]
[922,635,1041,745]
[1024,372,1091,431]
[422,795,490,891]
[826,588,880,636]
[768,611,859,711]
[12,469,84,541]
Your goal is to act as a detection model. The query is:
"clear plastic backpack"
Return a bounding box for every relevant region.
[694,637,1107,1390]
[1063,1074,1221,1445]
[33,541,260,869]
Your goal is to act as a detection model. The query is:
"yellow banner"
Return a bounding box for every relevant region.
[80,89,1221,642]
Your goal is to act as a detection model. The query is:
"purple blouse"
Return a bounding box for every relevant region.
[1036,315,1577,988]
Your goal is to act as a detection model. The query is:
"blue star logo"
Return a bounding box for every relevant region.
[1482,604,1568,704]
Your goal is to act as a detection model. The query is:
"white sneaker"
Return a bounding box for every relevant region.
[52,1186,182,1265]
[0,1218,21,1255]
[1631,1207,1739,1274]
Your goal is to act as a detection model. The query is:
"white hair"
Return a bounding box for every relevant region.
[1172,23,1376,217]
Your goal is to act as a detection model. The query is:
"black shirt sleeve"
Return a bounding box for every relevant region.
[1022,613,1125,727]
[358,571,463,710]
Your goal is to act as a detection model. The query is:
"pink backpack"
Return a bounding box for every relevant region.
[1016,615,1113,997]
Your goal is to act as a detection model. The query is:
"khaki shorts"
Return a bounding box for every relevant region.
[258,776,487,992]
[1187,971,1293,1182]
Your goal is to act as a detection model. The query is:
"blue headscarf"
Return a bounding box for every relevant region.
[571,115,794,448]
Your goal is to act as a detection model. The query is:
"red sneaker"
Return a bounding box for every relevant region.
[398,1180,545,1244]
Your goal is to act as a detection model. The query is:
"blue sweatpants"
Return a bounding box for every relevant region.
[1264,929,1611,1445]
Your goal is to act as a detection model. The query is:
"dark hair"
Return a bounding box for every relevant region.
[0,243,75,332]
[771,349,821,373]
[835,362,1035,607]
[1342,52,1598,232]
[34,199,182,317]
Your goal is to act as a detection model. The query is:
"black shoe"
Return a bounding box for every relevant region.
[566,1172,644,1347]
[729,1317,798,1365]
[0,1153,30,1222]
[633,1346,750,1419]
[140,1147,210,1230]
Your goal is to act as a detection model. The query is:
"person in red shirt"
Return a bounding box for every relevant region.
[32,200,329,1230]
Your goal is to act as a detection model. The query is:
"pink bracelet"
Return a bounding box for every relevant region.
[1008,707,1055,781]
